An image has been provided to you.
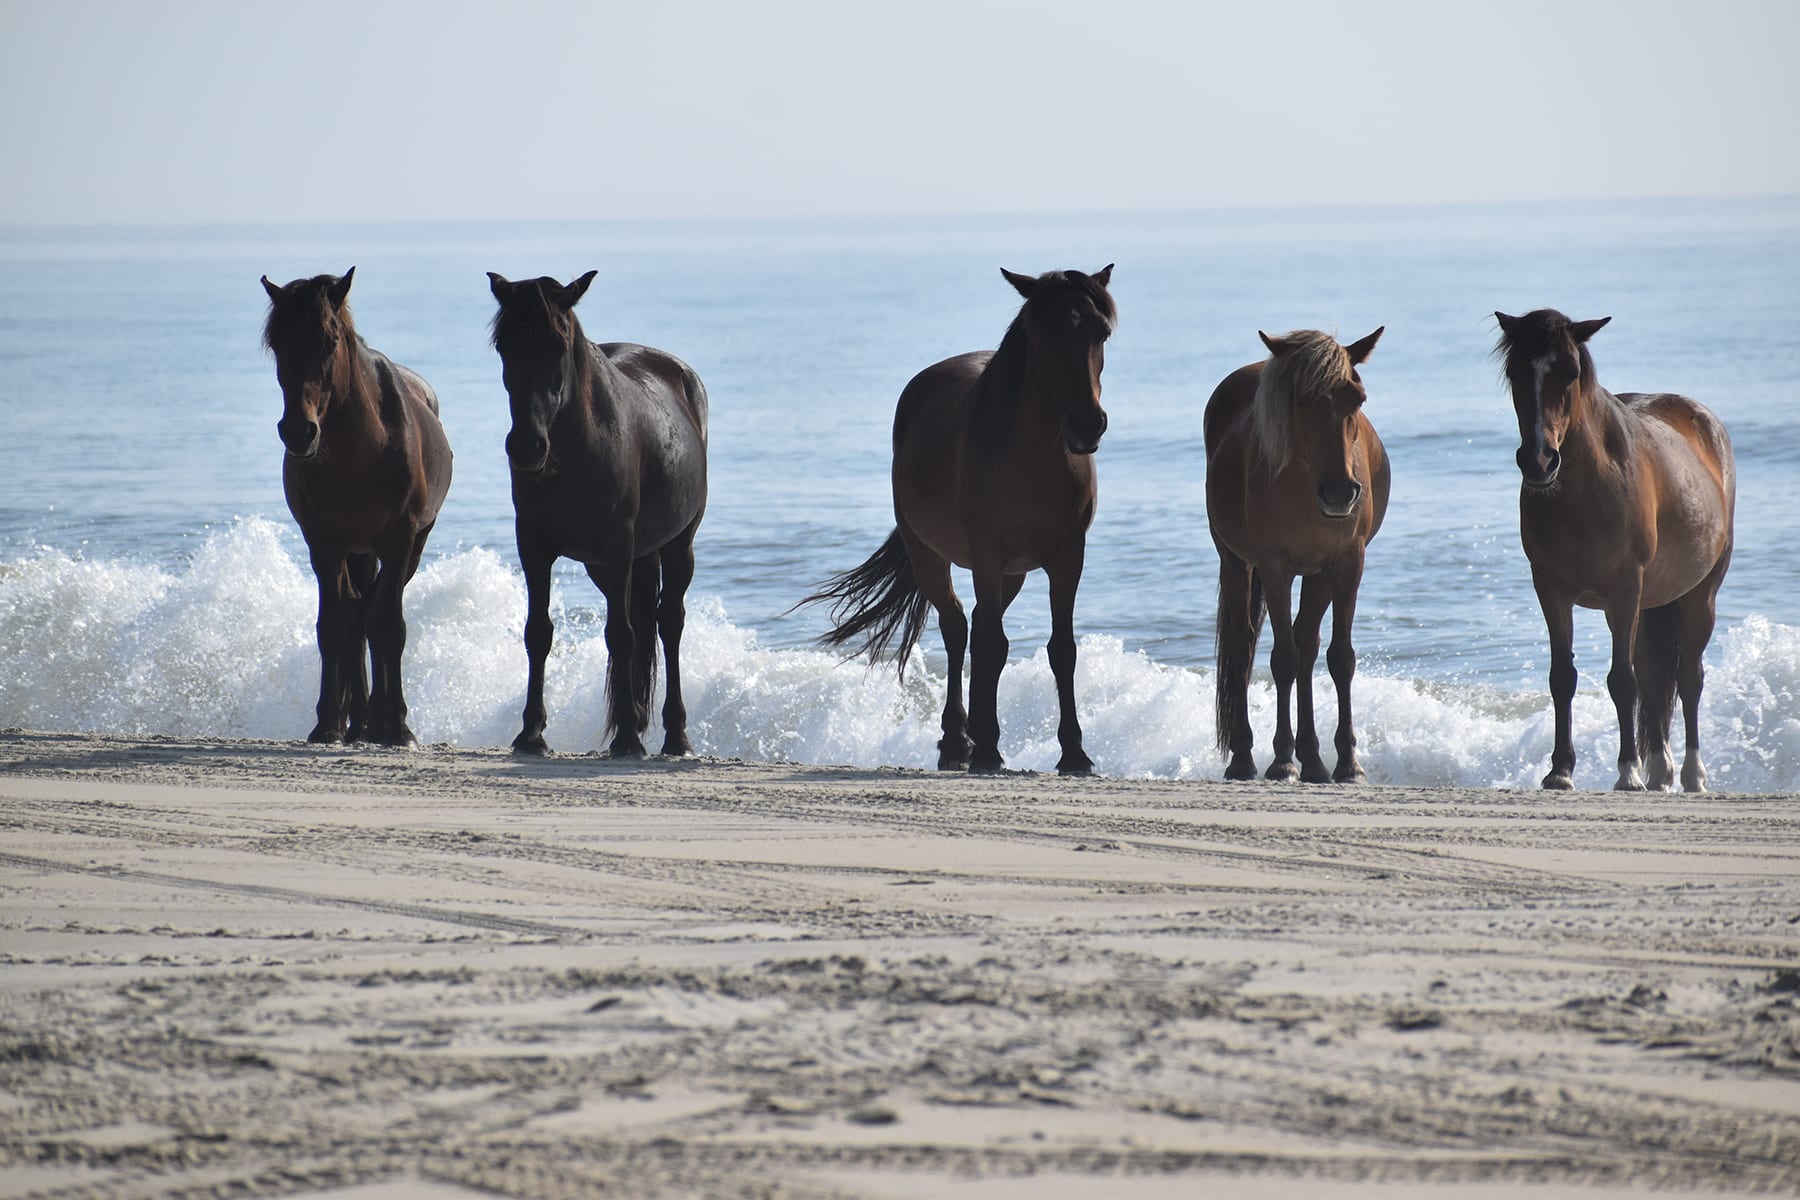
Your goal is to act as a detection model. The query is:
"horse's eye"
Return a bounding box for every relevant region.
[1069,309,1083,328]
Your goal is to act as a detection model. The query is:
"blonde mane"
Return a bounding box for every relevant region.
[1251,329,1352,474]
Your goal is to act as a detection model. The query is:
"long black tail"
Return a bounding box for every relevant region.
[1214,562,1267,755]
[1635,600,1680,758]
[797,529,930,678]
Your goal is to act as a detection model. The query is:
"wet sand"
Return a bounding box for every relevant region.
[1,729,1797,1198]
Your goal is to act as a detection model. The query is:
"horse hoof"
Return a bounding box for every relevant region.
[307,726,344,745]
[609,739,648,760]
[968,749,1006,774]
[512,733,550,757]
[1333,763,1368,785]
[660,734,694,758]
[1264,761,1299,782]
[1300,761,1333,784]
[937,753,971,771]
[1223,757,1258,782]
[1057,753,1094,777]
[1541,769,1574,790]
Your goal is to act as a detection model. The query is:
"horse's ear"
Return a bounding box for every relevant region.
[1345,326,1384,365]
[1000,267,1037,299]
[1258,330,1290,357]
[487,271,513,301]
[260,275,282,302]
[328,267,355,307]
[1494,311,1520,336]
[562,270,598,307]
[1570,316,1611,343]
[1090,263,1114,289]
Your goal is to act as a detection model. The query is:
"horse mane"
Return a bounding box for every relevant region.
[489,278,596,382]
[1493,308,1598,402]
[1251,329,1352,474]
[971,270,1117,450]
[261,276,358,360]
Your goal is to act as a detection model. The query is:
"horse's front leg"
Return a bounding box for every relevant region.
[1046,544,1093,777]
[966,564,1011,773]
[1531,567,1577,789]
[1261,570,1300,781]
[306,548,351,744]
[513,538,556,756]
[1604,581,1646,791]
[342,553,376,742]
[367,532,429,748]
[1292,573,1332,784]
[1325,557,1368,783]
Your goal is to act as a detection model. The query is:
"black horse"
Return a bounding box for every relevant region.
[261,268,453,746]
[488,270,709,757]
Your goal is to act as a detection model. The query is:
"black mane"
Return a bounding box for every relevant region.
[971,269,1117,449]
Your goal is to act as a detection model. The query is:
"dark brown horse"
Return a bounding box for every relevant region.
[1207,327,1388,783]
[803,266,1116,774]
[488,271,709,758]
[1496,310,1734,791]
[260,268,453,746]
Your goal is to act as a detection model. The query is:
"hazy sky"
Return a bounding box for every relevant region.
[4,0,1797,225]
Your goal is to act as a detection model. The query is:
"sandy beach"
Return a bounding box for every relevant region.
[1,728,1796,1198]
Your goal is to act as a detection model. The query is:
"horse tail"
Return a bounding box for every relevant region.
[1634,600,1680,757]
[1214,558,1266,755]
[797,529,930,678]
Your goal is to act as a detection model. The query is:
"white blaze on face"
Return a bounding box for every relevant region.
[1532,353,1556,412]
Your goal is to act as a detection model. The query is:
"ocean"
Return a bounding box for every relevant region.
[2,200,1797,789]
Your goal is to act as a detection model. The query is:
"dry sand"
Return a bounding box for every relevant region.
[1,728,1796,1198]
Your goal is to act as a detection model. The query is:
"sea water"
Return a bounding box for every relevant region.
[1,201,1796,789]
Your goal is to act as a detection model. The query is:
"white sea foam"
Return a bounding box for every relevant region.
[2,519,1794,793]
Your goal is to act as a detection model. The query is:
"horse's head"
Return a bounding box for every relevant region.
[260,268,356,460]
[1495,309,1610,489]
[488,270,597,476]
[1000,264,1117,454]
[1254,327,1382,519]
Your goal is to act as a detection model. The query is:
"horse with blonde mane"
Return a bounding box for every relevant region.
[1206,327,1387,782]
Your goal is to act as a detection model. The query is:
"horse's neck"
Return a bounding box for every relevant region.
[324,340,386,438]
[1010,354,1074,452]
[1561,381,1628,473]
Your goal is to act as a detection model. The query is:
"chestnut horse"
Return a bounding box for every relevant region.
[1496,310,1734,791]
[488,271,708,759]
[260,268,453,746]
[1207,327,1387,783]
[803,266,1117,774]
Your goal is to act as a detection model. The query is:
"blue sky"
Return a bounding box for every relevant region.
[4,0,1797,224]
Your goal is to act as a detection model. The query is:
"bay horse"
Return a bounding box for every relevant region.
[260,268,453,746]
[1496,310,1734,791]
[1206,327,1388,783]
[487,270,708,758]
[802,265,1116,775]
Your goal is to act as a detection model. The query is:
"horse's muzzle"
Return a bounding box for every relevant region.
[1317,480,1362,519]
[506,430,551,476]
[1517,445,1561,488]
[1063,410,1108,456]
[278,417,320,460]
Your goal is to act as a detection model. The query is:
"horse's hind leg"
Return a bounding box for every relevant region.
[900,526,970,770]
[1292,573,1332,784]
[590,533,646,759]
[344,552,376,743]
[1675,547,1729,792]
[619,551,660,745]
[1634,602,1680,791]
[1261,569,1301,781]
[1326,557,1369,784]
[655,517,701,757]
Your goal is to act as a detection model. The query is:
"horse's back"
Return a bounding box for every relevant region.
[598,342,709,441]
[1203,362,1263,458]
[893,351,990,451]
[1619,392,1735,498]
